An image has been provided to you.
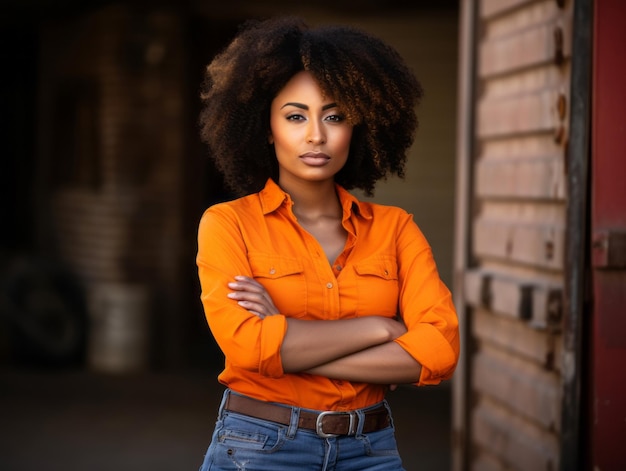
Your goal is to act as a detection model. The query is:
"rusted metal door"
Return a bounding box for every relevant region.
[589,0,626,468]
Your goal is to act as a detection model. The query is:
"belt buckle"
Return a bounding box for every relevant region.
[315,410,357,438]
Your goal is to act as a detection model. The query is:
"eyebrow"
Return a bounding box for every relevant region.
[280,102,338,111]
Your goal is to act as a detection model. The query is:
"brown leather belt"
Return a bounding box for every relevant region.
[224,393,391,438]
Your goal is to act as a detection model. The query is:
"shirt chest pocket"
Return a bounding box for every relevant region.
[248,253,307,318]
[353,256,399,317]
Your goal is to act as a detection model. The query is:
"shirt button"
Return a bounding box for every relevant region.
[326,282,333,289]
[269,268,276,275]
[336,265,342,271]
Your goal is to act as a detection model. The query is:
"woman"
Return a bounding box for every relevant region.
[196,16,459,470]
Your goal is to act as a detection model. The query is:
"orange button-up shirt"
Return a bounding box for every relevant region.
[197,179,459,411]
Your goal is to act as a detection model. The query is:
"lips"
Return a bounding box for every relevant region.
[299,152,331,166]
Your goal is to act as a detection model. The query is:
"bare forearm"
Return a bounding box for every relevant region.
[224,276,409,374]
[305,341,422,385]
[280,317,405,373]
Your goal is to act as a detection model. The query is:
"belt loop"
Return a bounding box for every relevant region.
[354,408,366,437]
[217,389,231,420]
[287,406,300,438]
[382,400,394,429]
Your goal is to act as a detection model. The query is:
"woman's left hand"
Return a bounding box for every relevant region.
[227,276,279,319]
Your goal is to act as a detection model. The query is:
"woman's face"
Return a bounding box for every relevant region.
[269,71,353,187]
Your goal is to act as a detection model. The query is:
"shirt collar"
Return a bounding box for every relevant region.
[259,179,289,214]
[259,178,372,220]
[335,183,373,220]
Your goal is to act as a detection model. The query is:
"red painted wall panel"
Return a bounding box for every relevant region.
[590,1,626,469]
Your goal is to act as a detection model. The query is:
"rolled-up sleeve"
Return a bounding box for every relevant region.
[197,206,287,377]
[392,212,460,385]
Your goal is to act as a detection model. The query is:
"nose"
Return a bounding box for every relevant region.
[306,119,326,144]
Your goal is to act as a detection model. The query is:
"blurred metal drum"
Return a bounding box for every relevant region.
[87,283,149,373]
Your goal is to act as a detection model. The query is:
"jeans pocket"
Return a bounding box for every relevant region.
[219,428,270,450]
[217,412,287,453]
[361,426,401,457]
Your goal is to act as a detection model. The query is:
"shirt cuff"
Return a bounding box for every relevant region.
[394,324,459,385]
[258,314,288,378]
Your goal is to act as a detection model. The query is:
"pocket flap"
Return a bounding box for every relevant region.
[249,253,304,279]
[354,256,398,280]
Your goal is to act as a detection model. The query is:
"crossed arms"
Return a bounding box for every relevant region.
[227,275,422,385]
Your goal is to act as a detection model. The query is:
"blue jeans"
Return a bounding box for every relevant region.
[199,389,405,471]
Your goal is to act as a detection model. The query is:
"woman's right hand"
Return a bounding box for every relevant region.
[227,276,279,319]
[384,315,408,341]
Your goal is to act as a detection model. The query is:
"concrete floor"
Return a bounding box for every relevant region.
[0,368,451,470]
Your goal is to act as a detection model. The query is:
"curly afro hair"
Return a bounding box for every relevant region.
[199,16,423,197]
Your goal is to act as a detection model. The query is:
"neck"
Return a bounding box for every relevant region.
[278,178,341,219]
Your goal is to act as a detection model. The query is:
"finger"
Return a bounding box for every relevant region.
[232,295,279,317]
[247,309,266,319]
[233,276,266,290]
[227,291,268,304]
[228,280,266,294]
[228,282,275,309]
[228,279,278,314]
[236,300,270,317]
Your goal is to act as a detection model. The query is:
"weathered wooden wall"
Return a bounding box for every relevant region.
[455,1,573,469]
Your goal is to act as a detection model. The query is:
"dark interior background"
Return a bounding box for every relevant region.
[0,1,458,469]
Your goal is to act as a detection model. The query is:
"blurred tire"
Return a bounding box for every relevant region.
[0,256,87,366]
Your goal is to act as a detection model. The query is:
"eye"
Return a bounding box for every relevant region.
[286,114,306,121]
[325,114,345,123]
